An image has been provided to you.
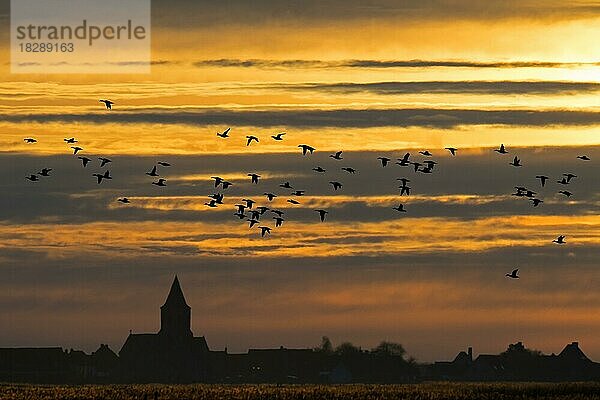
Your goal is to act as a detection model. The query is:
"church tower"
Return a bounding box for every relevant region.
[159,276,193,340]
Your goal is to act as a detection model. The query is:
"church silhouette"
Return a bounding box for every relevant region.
[119,276,209,381]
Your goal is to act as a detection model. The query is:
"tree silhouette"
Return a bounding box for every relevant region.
[371,341,407,357]
[335,342,361,356]
[314,336,334,354]
[502,342,542,358]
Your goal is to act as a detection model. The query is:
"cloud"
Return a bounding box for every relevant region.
[193,59,600,69]
[152,0,600,28]
[288,81,600,95]
[0,148,598,225]
[193,59,333,69]
[4,108,600,129]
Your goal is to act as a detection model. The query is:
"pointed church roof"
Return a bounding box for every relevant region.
[161,275,190,308]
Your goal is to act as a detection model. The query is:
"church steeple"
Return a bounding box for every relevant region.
[162,275,189,308]
[159,275,192,339]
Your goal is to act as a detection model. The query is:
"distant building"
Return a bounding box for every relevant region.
[0,347,67,383]
[118,276,209,382]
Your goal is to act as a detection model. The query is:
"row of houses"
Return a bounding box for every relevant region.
[2,277,599,383]
[0,344,118,383]
[426,341,600,381]
[2,341,599,383]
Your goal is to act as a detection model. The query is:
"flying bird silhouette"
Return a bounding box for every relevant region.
[509,156,522,167]
[256,206,269,214]
[273,217,284,227]
[495,144,508,154]
[577,155,590,161]
[37,168,52,177]
[271,132,286,140]
[78,156,92,167]
[146,165,159,177]
[152,178,167,187]
[264,192,277,201]
[298,144,315,155]
[217,128,231,138]
[400,186,411,196]
[312,166,326,173]
[271,209,284,217]
[93,170,112,184]
[258,226,272,237]
[204,199,218,208]
[397,178,410,186]
[248,219,260,228]
[158,161,171,167]
[315,209,328,222]
[118,197,130,204]
[535,175,549,187]
[506,269,519,279]
[25,174,39,182]
[210,193,225,204]
[377,157,391,167]
[235,204,247,214]
[530,198,544,207]
[563,173,577,182]
[64,138,77,144]
[280,182,293,189]
[71,146,83,155]
[248,173,260,184]
[553,235,566,244]
[246,135,259,146]
[329,181,342,190]
[99,157,112,167]
[445,147,457,156]
[393,204,407,213]
[330,151,343,160]
[250,210,261,220]
[287,199,300,205]
[557,177,569,185]
[222,181,233,189]
[558,190,572,197]
[211,176,224,187]
[342,167,356,174]
[419,150,432,156]
[24,138,37,143]
[242,199,255,209]
[99,99,114,109]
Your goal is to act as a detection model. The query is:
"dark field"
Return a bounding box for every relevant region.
[2,383,600,400]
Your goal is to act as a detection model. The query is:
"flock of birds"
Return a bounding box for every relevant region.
[21,100,593,279]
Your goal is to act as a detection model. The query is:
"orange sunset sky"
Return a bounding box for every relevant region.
[0,0,599,362]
